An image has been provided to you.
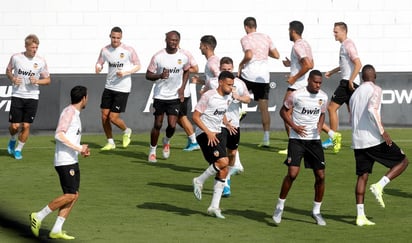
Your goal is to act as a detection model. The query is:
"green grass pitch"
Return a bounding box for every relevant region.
[0,129,411,242]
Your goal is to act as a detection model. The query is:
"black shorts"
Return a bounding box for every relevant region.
[179,97,190,116]
[240,77,270,101]
[9,97,39,123]
[55,163,80,194]
[331,79,359,105]
[197,132,227,164]
[222,127,240,150]
[284,139,325,170]
[100,88,129,113]
[354,142,406,176]
[153,99,181,116]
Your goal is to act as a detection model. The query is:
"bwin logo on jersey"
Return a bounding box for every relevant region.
[301,107,320,115]
[17,69,35,77]
[168,67,180,73]
[109,62,124,68]
[213,109,226,115]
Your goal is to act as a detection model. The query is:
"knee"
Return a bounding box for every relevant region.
[10,123,20,130]
[64,193,78,202]
[216,157,229,169]
[287,174,297,182]
[101,112,110,122]
[22,123,31,131]
[153,122,162,130]
[316,175,325,184]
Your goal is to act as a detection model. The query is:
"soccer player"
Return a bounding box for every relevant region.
[349,64,409,226]
[146,30,191,162]
[202,56,251,197]
[273,70,328,226]
[95,26,141,150]
[322,22,362,153]
[192,71,236,219]
[279,20,314,155]
[29,86,89,240]
[191,35,220,95]
[238,17,280,147]
[6,34,51,160]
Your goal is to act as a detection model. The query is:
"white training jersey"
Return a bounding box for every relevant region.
[96,43,140,93]
[240,32,276,83]
[285,87,328,140]
[339,38,360,85]
[8,52,49,100]
[54,105,82,167]
[204,77,250,128]
[204,55,220,82]
[289,39,313,89]
[349,81,384,149]
[147,48,191,100]
[195,89,233,136]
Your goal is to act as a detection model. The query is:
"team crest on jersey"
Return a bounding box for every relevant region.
[119,53,125,59]
[69,169,75,176]
[177,59,182,65]
[213,150,220,157]
[318,99,324,106]
[33,63,38,69]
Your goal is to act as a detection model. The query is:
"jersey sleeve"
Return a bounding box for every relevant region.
[284,91,295,109]
[368,86,384,134]
[55,107,75,135]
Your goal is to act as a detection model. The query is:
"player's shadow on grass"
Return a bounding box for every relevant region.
[147,182,212,196]
[0,209,53,242]
[385,188,412,199]
[240,137,289,153]
[144,161,205,173]
[224,209,274,225]
[137,202,204,217]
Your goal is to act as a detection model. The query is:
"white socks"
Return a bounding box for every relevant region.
[263,131,270,142]
[210,180,225,209]
[378,176,390,188]
[313,201,322,215]
[37,205,53,221]
[188,133,197,143]
[124,127,132,135]
[196,164,218,185]
[276,198,286,210]
[50,216,66,234]
[15,140,25,151]
[357,204,365,216]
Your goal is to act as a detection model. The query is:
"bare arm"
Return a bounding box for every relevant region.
[325,67,340,79]
[348,58,362,91]
[269,48,280,59]
[55,131,90,157]
[192,110,220,146]
[238,49,253,77]
[280,104,307,137]
[146,68,169,81]
[287,57,314,85]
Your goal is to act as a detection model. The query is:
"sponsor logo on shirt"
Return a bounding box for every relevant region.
[301,107,320,115]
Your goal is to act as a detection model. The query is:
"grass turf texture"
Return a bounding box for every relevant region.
[0,129,411,242]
